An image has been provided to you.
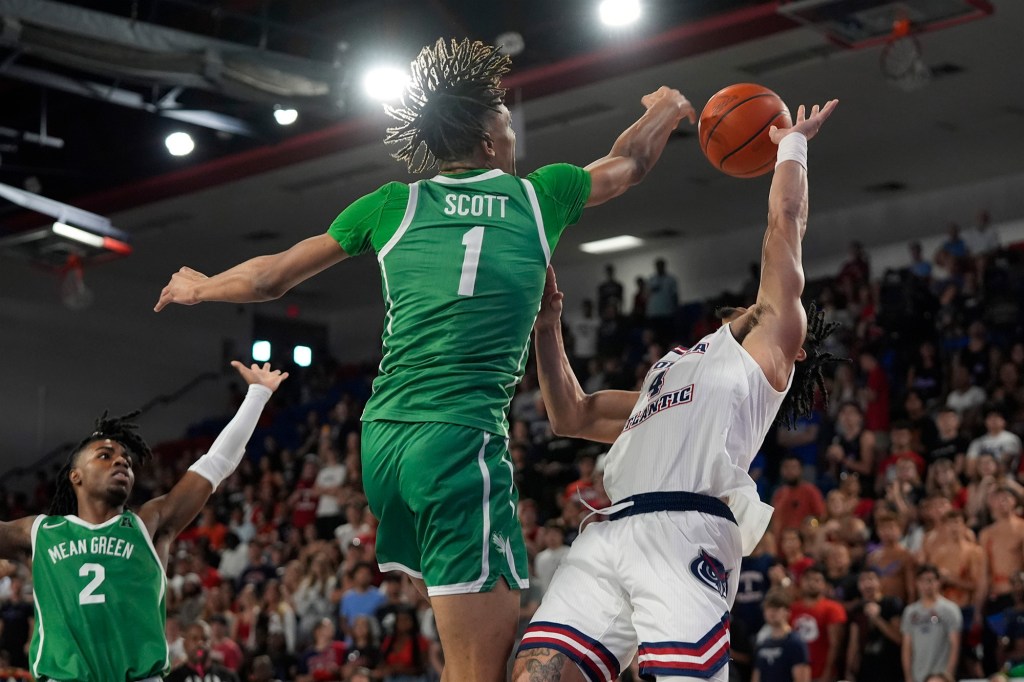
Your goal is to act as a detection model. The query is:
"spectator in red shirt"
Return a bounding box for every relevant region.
[837,241,870,294]
[562,452,597,507]
[194,506,229,551]
[877,422,927,494]
[289,456,321,532]
[209,614,243,672]
[790,565,847,682]
[780,528,815,586]
[378,607,430,682]
[771,457,826,536]
[859,347,890,434]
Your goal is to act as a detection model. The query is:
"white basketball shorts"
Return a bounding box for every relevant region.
[519,507,741,681]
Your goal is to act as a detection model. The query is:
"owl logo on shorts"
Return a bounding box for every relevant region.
[690,548,730,598]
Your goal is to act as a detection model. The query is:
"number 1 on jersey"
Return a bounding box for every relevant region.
[459,226,485,296]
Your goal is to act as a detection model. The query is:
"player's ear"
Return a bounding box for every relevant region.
[68,453,84,486]
[796,347,808,362]
[481,133,495,157]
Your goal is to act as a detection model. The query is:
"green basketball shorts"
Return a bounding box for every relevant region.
[361,420,530,596]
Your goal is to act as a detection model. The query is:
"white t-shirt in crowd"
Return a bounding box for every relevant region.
[315,464,347,516]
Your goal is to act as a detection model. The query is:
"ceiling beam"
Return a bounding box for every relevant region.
[0,62,257,136]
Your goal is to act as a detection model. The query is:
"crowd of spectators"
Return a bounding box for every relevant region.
[1,212,1023,682]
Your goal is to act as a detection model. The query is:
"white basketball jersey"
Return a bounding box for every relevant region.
[601,322,792,554]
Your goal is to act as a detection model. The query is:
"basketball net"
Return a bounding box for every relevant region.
[59,254,94,310]
[880,17,931,92]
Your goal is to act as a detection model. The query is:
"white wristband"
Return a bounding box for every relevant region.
[775,132,808,170]
[188,383,272,490]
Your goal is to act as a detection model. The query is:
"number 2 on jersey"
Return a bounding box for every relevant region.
[79,563,106,605]
[458,226,485,296]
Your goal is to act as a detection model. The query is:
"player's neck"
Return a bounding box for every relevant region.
[75,497,124,524]
[439,164,486,174]
[439,156,489,174]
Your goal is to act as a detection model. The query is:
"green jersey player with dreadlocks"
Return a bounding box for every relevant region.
[155,37,696,680]
[0,361,286,682]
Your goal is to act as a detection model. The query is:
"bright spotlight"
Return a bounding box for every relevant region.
[252,340,271,362]
[274,107,298,126]
[363,66,410,102]
[293,345,312,368]
[165,132,195,157]
[599,0,641,27]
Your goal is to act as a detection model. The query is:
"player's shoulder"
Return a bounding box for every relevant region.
[369,180,411,202]
[525,163,587,187]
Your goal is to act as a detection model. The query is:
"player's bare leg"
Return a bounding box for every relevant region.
[512,647,586,682]
[432,580,519,682]
[410,575,430,600]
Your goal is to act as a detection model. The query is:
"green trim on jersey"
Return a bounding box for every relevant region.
[328,164,590,436]
[30,510,168,682]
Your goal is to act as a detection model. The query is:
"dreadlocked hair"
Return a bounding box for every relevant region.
[774,302,843,430]
[48,410,152,516]
[384,38,512,173]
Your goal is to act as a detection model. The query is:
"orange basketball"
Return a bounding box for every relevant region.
[698,83,792,178]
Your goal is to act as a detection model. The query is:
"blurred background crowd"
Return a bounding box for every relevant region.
[3,212,1024,682]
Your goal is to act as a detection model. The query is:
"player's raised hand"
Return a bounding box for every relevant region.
[534,266,564,332]
[230,361,289,392]
[641,86,697,125]
[154,266,208,312]
[769,99,838,144]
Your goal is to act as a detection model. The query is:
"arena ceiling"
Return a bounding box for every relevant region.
[0,0,1022,300]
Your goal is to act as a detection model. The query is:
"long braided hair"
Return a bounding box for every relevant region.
[48,410,153,516]
[384,38,512,173]
[775,302,842,429]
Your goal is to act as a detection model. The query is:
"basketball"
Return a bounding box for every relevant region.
[698,83,791,178]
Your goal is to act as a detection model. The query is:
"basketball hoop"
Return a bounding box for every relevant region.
[880,17,931,91]
[59,254,94,310]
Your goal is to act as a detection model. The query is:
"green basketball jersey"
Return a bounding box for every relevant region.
[329,165,590,436]
[29,511,168,682]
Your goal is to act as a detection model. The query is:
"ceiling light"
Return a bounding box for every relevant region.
[599,0,642,27]
[165,132,194,157]
[579,235,644,254]
[293,345,312,368]
[495,31,525,56]
[252,340,271,362]
[363,66,410,102]
[273,107,298,126]
[52,222,104,248]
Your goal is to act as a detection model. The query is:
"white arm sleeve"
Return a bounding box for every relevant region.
[188,383,272,490]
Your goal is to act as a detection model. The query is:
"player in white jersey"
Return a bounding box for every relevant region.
[512,99,839,682]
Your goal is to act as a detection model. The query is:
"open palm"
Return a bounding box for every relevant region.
[230,361,289,392]
[769,99,839,144]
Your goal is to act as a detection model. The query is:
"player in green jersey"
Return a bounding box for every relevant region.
[154,37,695,681]
[0,361,286,682]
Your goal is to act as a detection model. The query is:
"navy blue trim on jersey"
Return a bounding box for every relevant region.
[608,492,736,525]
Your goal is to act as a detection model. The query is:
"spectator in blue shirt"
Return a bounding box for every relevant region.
[339,563,387,635]
[754,588,811,682]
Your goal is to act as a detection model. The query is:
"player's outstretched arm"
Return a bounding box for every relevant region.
[534,267,638,443]
[154,233,347,311]
[0,517,36,559]
[584,86,696,208]
[139,361,287,548]
[747,100,838,388]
